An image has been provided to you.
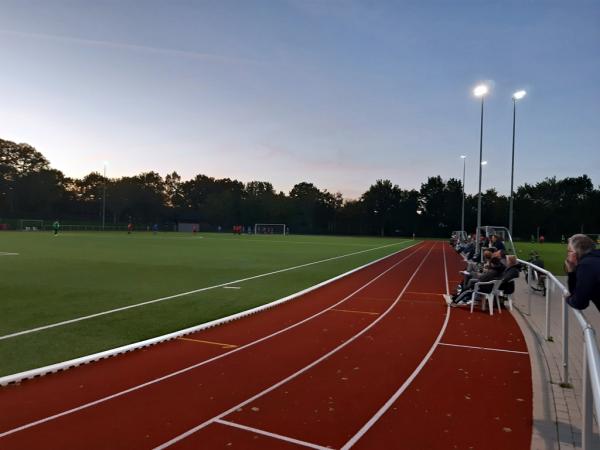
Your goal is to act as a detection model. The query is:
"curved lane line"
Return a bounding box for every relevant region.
[0,244,425,439]
[152,243,436,450]
[340,242,451,450]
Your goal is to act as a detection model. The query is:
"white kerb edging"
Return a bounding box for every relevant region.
[0,242,418,386]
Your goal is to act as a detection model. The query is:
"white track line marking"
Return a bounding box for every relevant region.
[0,252,19,256]
[0,241,407,341]
[215,419,331,450]
[438,342,529,355]
[152,243,435,450]
[0,244,425,439]
[340,242,450,450]
[442,243,450,296]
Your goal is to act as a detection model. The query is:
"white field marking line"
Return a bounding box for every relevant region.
[223,286,241,290]
[152,243,435,450]
[438,342,529,355]
[0,243,418,386]
[0,244,424,439]
[214,419,331,450]
[0,241,407,341]
[340,242,451,450]
[0,252,19,256]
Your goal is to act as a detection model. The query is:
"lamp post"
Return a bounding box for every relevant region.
[473,84,489,257]
[460,155,466,233]
[509,90,526,236]
[102,162,108,231]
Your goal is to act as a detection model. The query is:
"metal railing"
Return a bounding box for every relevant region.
[518,258,600,449]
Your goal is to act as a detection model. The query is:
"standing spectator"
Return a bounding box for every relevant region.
[539,235,545,244]
[53,220,60,236]
[564,234,600,311]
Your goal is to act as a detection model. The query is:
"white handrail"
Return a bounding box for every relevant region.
[518,258,600,449]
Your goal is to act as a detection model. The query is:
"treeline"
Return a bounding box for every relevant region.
[1,138,599,239]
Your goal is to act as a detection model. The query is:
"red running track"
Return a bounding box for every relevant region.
[0,241,532,449]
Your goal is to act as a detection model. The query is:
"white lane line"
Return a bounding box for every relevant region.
[0,244,424,439]
[0,241,407,341]
[215,419,331,450]
[340,242,451,450]
[442,242,450,296]
[438,342,529,355]
[152,243,435,450]
[0,252,19,256]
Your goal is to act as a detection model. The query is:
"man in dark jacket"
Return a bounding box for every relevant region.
[565,234,600,311]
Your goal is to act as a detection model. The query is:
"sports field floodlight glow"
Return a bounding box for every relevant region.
[460,155,466,159]
[473,84,489,97]
[481,161,488,165]
[513,90,527,100]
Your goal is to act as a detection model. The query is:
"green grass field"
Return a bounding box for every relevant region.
[0,231,416,376]
[513,241,567,275]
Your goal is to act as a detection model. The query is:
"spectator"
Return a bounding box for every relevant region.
[564,234,600,311]
[452,256,505,305]
[490,234,506,252]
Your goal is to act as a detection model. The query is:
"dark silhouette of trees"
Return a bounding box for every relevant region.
[1,137,598,239]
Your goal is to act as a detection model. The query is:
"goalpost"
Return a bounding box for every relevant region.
[254,223,287,235]
[20,219,45,231]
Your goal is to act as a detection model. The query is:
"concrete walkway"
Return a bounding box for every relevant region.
[511,275,599,449]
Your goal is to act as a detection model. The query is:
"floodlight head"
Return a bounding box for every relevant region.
[513,90,527,100]
[473,84,489,97]
[481,161,488,166]
[460,155,467,159]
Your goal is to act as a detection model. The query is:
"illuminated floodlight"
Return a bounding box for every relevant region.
[481,161,488,166]
[473,84,489,97]
[460,155,466,159]
[513,90,527,100]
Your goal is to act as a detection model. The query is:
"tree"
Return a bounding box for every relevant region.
[362,180,402,236]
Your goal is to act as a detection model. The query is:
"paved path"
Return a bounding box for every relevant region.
[511,275,599,449]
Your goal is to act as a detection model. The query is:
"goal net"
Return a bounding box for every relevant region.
[20,220,44,231]
[254,223,287,235]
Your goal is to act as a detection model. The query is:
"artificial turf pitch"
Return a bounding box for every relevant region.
[0,231,414,377]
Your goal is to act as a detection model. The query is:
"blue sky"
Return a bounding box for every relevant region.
[0,0,598,198]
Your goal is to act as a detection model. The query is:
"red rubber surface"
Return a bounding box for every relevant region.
[0,242,532,449]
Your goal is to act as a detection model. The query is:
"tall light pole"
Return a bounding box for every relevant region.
[509,90,526,236]
[460,155,466,233]
[473,84,489,257]
[102,162,108,231]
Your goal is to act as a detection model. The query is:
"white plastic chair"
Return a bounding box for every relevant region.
[495,279,515,311]
[470,279,503,316]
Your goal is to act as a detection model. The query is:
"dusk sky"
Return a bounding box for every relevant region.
[1,0,598,199]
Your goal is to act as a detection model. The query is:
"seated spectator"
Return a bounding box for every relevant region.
[497,255,521,303]
[452,256,505,305]
[490,234,506,252]
[564,234,600,311]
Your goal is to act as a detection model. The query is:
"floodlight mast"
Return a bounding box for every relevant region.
[102,162,108,231]
[474,84,488,257]
[509,90,526,236]
[460,155,466,233]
